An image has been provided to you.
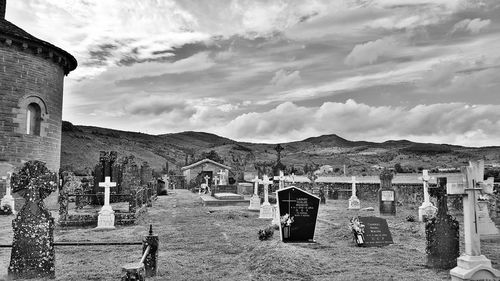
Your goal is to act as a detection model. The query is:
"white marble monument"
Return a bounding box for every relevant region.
[1,172,15,214]
[259,175,274,219]
[348,176,360,210]
[95,176,116,230]
[248,176,261,211]
[418,170,437,222]
[449,161,500,281]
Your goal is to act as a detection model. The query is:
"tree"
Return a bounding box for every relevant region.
[394,163,403,173]
[199,150,224,164]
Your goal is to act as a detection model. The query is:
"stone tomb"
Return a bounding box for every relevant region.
[8,161,58,279]
[358,216,393,247]
[277,186,320,243]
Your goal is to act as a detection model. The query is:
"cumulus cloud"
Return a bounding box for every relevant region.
[124,96,195,117]
[451,18,491,34]
[344,37,400,66]
[270,69,301,87]
[220,100,500,147]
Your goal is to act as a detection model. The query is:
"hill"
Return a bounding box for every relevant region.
[60,121,500,178]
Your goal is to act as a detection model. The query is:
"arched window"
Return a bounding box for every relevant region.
[26,103,41,135]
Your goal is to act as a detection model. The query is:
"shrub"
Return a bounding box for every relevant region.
[406,215,415,222]
[258,226,274,241]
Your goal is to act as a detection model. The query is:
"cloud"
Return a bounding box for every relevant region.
[270,69,301,87]
[451,18,491,34]
[344,37,400,66]
[124,96,195,117]
[221,100,500,147]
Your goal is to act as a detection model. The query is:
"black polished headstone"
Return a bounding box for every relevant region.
[277,186,320,243]
[358,216,393,247]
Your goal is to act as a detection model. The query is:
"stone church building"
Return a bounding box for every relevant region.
[182,159,231,185]
[0,0,77,174]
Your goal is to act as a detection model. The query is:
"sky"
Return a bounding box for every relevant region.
[6,0,500,146]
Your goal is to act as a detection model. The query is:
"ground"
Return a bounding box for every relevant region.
[0,189,499,281]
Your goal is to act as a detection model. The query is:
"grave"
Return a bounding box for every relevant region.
[248,176,261,211]
[95,176,116,230]
[259,176,274,219]
[8,161,57,279]
[348,176,360,210]
[277,186,320,242]
[1,172,15,214]
[418,170,437,222]
[378,169,396,216]
[358,216,393,247]
[426,177,459,269]
[214,193,243,200]
[449,160,500,281]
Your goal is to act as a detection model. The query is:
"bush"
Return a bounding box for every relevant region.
[0,204,12,215]
[258,226,274,241]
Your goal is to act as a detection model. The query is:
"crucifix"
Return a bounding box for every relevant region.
[274,170,286,190]
[274,144,284,163]
[290,173,296,184]
[261,175,272,205]
[251,175,259,196]
[98,176,116,212]
[282,192,296,216]
[449,160,500,280]
[348,176,360,210]
[248,175,262,211]
[213,175,219,186]
[418,170,437,221]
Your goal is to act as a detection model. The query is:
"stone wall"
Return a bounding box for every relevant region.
[0,44,65,171]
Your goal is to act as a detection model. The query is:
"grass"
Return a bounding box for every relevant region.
[0,189,499,281]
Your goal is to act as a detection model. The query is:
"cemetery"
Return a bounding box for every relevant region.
[0,0,499,280]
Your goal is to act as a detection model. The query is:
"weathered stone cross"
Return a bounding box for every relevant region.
[418,170,437,221]
[204,175,210,186]
[274,170,286,189]
[217,170,225,185]
[213,175,219,186]
[261,175,273,205]
[98,176,116,211]
[251,175,259,196]
[350,176,358,198]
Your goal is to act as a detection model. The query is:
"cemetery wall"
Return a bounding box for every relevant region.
[0,40,73,172]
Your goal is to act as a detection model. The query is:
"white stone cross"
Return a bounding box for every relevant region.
[251,175,260,196]
[204,175,210,185]
[99,176,116,210]
[290,173,296,184]
[217,170,225,185]
[261,175,273,205]
[449,160,500,280]
[350,176,358,198]
[274,170,286,189]
[213,175,219,186]
[418,170,434,206]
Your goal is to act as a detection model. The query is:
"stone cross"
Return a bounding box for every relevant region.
[261,175,273,205]
[1,172,15,214]
[99,176,116,211]
[449,160,500,280]
[204,175,210,186]
[217,170,225,185]
[274,170,285,189]
[251,176,259,196]
[213,175,219,186]
[290,173,295,184]
[350,176,357,198]
[418,170,437,221]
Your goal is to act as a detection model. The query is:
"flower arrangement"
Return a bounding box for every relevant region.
[280,213,294,229]
[258,225,274,241]
[349,216,365,246]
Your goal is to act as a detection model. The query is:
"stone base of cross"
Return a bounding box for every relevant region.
[259,176,273,219]
[449,160,500,281]
[248,195,261,211]
[348,197,360,210]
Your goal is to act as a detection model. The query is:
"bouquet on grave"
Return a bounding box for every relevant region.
[349,216,365,246]
[280,213,294,228]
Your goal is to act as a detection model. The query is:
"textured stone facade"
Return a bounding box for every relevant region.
[0,0,77,172]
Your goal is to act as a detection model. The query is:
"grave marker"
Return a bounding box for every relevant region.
[1,172,15,214]
[348,176,360,210]
[259,176,273,219]
[217,170,226,185]
[8,161,57,279]
[418,170,437,222]
[378,169,396,216]
[248,176,261,211]
[449,160,500,281]
[95,176,117,230]
[277,186,320,242]
[274,170,286,190]
[358,216,393,247]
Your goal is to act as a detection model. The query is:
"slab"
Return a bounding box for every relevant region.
[214,193,244,200]
[358,216,393,247]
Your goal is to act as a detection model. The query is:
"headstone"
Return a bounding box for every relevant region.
[358,216,393,247]
[378,169,396,216]
[259,176,273,219]
[8,161,57,279]
[248,176,261,211]
[418,170,437,222]
[476,178,499,239]
[95,176,116,230]
[1,172,15,214]
[426,177,459,269]
[449,160,500,281]
[274,170,285,190]
[348,176,360,210]
[217,170,226,185]
[277,186,320,242]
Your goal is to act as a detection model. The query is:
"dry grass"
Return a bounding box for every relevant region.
[0,189,499,281]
